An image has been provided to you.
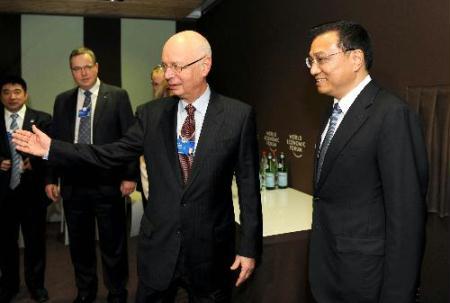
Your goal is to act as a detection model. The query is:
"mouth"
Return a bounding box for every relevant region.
[315,77,327,85]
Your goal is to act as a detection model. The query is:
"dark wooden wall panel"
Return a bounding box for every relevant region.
[0,14,21,76]
[195,0,450,196]
[84,17,121,87]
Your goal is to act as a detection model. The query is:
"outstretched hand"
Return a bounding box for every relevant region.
[12,125,51,157]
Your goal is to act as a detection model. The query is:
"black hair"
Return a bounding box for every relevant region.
[0,75,27,92]
[308,20,373,70]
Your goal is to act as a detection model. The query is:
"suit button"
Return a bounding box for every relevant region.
[176,230,181,236]
[181,203,186,207]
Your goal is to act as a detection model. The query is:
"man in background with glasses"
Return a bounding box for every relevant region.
[14,31,262,303]
[306,20,428,302]
[45,47,138,303]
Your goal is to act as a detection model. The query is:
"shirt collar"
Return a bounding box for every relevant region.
[333,75,372,114]
[179,85,211,116]
[79,78,101,96]
[5,105,27,121]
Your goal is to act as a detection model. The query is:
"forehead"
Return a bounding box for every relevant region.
[310,31,340,54]
[1,83,24,91]
[162,38,197,63]
[71,53,94,65]
[152,70,164,78]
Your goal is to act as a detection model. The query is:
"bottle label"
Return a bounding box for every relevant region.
[265,172,275,188]
[278,172,288,187]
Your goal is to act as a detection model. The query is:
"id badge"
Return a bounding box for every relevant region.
[78,107,91,118]
[177,136,195,156]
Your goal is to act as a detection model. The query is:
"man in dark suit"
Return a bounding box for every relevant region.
[0,76,51,303]
[45,47,138,303]
[305,21,428,302]
[14,31,263,303]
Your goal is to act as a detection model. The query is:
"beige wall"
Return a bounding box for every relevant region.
[20,15,175,114]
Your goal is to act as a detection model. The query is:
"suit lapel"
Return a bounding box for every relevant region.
[160,98,184,187]
[184,92,224,192]
[93,83,107,138]
[313,105,333,186]
[22,107,35,131]
[67,89,78,143]
[317,81,380,189]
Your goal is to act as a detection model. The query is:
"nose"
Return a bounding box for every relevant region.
[309,61,321,76]
[164,68,174,80]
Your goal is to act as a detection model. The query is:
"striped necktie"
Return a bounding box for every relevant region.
[178,104,196,185]
[9,113,22,189]
[316,103,342,183]
[78,90,92,144]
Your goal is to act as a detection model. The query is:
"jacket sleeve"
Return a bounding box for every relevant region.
[117,89,140,182]
[235,107,263,259]
[377,103,428,302]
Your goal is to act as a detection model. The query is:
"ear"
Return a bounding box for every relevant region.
[351,49,365,72]
[201,56,212,77]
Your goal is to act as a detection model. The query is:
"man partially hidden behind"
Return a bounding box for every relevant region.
[138,64,172,205]
[306,21,428,302]
[13,31,263,303]
[45,47,138,303]
[0,76,51,303]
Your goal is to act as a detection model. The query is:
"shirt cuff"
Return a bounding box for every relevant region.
[43,149,49,160]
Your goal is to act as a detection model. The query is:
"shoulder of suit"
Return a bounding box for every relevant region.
[373,86,410,111]
[56,87,78,100]
[100,82,128,94]
[212,92,253,112]
[25,107,52,120]
[25,106,52,122]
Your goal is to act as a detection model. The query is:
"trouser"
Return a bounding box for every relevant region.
[0,184,47,293]
[136,248,232,303]
[63,186,128,299]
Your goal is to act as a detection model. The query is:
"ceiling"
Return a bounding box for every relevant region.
[0,0,211,20]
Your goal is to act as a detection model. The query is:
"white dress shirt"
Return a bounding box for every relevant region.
[74,78,101,143]
[320,75,372,145]
[176,85,211,154]
[4,105,26,132]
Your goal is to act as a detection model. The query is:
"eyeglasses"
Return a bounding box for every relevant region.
[161,56,206,74]
[305,49,354,69]
[71,64,95,73]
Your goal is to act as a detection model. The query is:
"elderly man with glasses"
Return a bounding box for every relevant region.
[13,31,263,303]
[306,20,428,303]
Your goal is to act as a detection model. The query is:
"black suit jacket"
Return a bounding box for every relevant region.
[0,106,52,206]
[310,81,428,303]
[46,82,138,199]
[49,92,263,292]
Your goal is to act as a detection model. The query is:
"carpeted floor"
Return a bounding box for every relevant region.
[14,222,139,303]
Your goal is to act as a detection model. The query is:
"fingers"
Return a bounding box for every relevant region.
[12,129,32,147]
[0,160,11,171]
[230,255,256,287]
[22,158,32,170]
[230,257,240,270]
[45,184,60,202]
[120,181,137,197]
[31,124,44,135]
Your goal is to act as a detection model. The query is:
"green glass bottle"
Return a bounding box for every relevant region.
[265,152,276,190]
[277,152,288,189]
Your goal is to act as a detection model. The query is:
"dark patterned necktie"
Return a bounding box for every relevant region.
[78,90,92,144]
[316,103,342,183]
[178,104,196,185]
[9,113,21,189]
